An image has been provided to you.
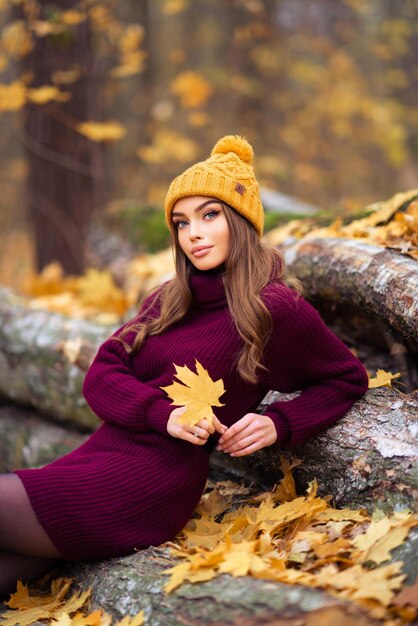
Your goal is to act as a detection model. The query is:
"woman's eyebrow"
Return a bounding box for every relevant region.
[172,199,222,217]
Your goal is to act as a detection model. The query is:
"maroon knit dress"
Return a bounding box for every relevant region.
[14,267,369,561]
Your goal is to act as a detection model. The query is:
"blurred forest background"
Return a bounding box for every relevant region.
[0,0,417,292]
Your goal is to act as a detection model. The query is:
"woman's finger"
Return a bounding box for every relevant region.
[218,414,254,445]
[189,424,209,440]
[229,441,261,457]
[213,415,227,434]
[196,418,212,434]
[219,424,255,449]
[223,433,259,453]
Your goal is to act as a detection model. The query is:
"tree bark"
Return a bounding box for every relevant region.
[48,548,384,626]
[280,237,418,344]
[210,387,418,515]
[0,286,109,430]
[0,403,87,473]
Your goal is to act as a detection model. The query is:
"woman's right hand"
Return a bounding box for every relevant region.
[167,406,227,445]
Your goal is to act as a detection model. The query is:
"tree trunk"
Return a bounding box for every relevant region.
[280,237,418,344]
[22,0,108,275]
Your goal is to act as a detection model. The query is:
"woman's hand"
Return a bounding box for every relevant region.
[215,413,277,457]
[167,406,227,445]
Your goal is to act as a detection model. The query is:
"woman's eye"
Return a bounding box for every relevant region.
[174,220,188,229]
[204,210,219,220]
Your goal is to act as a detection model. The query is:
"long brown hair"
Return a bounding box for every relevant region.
[115,202,303,384]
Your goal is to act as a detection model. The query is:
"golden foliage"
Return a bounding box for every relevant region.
[110,52,147,79]
[266,190,418,261]
[163,460,418,624]
[160,0,189,15]
[27,86,71,104]
[23,262,128,323]
[0,578,91,626]
[170,71,213,108]
[137,130,198,164]
[18,247,176,322]
[51,68,81,86]
[60,11,86,27]
[0,81,26,111]
[1,20,32,58]
[0,577,144,626]
[161,359,225,428]
[75,121,126,142]
[368,369,402,389]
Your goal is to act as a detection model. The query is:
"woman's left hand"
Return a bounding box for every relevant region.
[215,413,277,457]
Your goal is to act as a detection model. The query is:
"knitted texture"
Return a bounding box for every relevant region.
[165,135,264,236]
[15,268,369,561]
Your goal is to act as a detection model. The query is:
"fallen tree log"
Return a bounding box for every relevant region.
[0,403,87,473]
[0,286,110,430]
[280,237,418,344]
[51,548,384,626]
[210,387,418,514]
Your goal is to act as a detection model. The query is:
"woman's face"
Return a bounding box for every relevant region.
[171,195,230,271]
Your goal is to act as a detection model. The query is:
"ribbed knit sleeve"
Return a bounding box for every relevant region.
[82,289,173,435]
[262,287,369,449]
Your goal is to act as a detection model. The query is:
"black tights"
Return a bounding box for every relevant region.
[0,474,64,600]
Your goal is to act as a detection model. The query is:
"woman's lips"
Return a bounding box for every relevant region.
[192,246,213,257]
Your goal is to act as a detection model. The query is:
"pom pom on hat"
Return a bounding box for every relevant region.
[165,134,264,237]
[211,135,254,164]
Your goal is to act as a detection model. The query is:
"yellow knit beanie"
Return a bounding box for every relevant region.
[164,135,264,237]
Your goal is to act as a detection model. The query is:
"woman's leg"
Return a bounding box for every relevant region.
[0,550,59,600]
[0,474,64,599]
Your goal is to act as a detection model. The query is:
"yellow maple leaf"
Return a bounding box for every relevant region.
[2,21,33,58]
[76,121,126,142]
[27,86,71,104]
[170,71,213,108]
[161,0,188,15]
[354,513,418,564]
[0,81,26,111]
[137,130,198,164]
[52,67,81,85]
[1,578,91,626]
[111,51,147,78]
[368,368,401,388]
[119,24,144,54]
[50,609,108,626]
[114,611,145,626]
[60,10,86,26]
[76,268,128,316]
[161,359,225,427]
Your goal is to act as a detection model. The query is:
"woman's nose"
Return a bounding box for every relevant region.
[188,220,202,239]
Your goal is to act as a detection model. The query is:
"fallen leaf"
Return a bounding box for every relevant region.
[1,579,91,626]
[368,369,401,388]
[161,359,225,427]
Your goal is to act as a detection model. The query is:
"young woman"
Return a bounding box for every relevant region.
[0,135,369,597]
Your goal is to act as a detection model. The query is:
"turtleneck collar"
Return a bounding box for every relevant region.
[188,264,228,310]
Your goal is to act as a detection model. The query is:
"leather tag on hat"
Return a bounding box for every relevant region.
[235,182,246,195]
